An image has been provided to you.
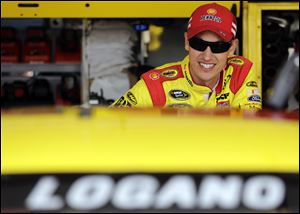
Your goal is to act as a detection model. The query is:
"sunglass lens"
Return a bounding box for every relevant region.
[189,37,207,52]
[211,42,231,53]
[189,37,231,53]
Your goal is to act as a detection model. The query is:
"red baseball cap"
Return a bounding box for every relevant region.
[187,3,237,42]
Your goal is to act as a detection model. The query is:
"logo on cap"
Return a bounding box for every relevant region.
[207,8,217,15]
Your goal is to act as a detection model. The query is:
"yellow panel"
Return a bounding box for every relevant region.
[243,2,299,91]
[1,1,240,18]
[1,107,298,174]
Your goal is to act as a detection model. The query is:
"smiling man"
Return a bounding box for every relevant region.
[111,3,262,110]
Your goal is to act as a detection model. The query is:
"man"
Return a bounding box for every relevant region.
[111,3,262,110]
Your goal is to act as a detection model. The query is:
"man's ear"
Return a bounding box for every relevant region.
[228,38,239,56]
[184,32,189,51]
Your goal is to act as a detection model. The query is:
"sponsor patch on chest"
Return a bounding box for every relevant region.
[217,101,230,108]
[168,89,191,101]
[247,95,261,102]
[216,93,229,102]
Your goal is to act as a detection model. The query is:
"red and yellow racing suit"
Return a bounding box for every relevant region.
[112,55,262,110]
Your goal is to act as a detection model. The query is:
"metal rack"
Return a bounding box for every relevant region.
[1,63,81,75]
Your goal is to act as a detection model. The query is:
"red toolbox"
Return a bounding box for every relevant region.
[55,29,81,63]
[23,28,51,63]
[23,41,51,63]
[1,28,21,63]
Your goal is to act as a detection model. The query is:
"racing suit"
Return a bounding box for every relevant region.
[111,55,262,110]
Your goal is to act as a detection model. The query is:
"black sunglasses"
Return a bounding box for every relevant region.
[188,37,232,53]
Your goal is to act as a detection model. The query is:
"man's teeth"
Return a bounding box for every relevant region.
[200,63,214,69]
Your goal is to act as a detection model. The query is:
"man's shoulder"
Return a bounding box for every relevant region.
[141,62,184,82]
[226,55,255,94]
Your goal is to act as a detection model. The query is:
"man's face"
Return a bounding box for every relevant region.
[185,31,238,88]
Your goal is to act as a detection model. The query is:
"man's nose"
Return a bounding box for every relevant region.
[202,46,214,60]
